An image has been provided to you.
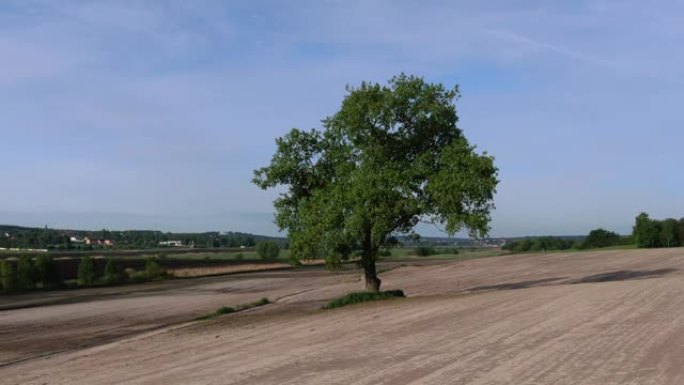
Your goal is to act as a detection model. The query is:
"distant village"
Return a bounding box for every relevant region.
[69,237,188,248]
[0,225,268,252]
[69,236,115,247]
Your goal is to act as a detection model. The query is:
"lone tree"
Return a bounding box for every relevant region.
[254,74,498,291]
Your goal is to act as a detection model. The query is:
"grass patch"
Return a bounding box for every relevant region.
[195,297,271,321]
[215,306,236,315]
[324,290,405,309]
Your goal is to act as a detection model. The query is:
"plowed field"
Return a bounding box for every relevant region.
[3,248,684,384]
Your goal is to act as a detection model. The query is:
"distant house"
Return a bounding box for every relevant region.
[159,240,184,247]
[83,237,114,246]
[70,237,85,244]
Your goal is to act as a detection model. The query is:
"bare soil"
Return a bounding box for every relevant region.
[3,249,684,384]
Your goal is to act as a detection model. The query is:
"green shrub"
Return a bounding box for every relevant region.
[195,297,271,321]
[17,256,37,290]
[324,290,405,309]
[216,306,236,315]
[129,272,148,284]
[103,258,128,285]
[34,255,62,289]
[77,256,96,286]
[251,297,270,307]
[255,241,280,260]
[103,257,117,280]
[414,246,435,256]
[580,228,623,249]
[234,253,244,261]
[0,260,18,292]
[144,257,167,280]
[503,237,575,252]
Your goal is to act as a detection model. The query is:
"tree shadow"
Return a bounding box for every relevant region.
[467,277,568,292]
[571,268,677,284]
[464,268,679,294]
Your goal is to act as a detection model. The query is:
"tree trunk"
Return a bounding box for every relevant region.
[362,258,381,292]
[360,225,381,292]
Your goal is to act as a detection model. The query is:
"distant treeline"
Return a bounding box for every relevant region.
[503,228,630,252]
[0,243,284,293]
[633,213,684,248]
[504,211,684,252]
[0,255,168,293]
[0,225,285,251]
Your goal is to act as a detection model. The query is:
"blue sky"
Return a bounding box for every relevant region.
[2,0,684,236]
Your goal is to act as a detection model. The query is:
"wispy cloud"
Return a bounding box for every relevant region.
[2,1,684,235]
[484,27,684,86]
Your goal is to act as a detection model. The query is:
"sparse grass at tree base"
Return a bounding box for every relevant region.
[195,297,271,321]
[324,290,405,309]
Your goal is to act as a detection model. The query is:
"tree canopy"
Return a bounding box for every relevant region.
[254,74,498,291]
[580,228,622,249]
[633,212,684,248]
[502,236,575,252]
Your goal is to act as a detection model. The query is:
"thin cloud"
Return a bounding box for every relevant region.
[484,27,684,86]
[2,1,684,236]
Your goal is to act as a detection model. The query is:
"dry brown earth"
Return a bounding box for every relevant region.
[3,248,684,384]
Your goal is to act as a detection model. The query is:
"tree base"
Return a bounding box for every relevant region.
[365,276,381,292]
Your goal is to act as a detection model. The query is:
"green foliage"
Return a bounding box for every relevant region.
[621,234,635,245]
[580,228,623,249]
[16,256,37,290]
[0,260,18,292]
[216,306,236,315]
[144,257,167,280]
[34,255,61,289]
[103,258,128,285]
[634,213,661,248]
[503,237,575,252]
[382,236,400,254]
[415,246,436,256]
[77,256,96,286]
[633,213,684,248]
[661,218,679,247]
[252,297,270,306]
[254,74,498,291]
[255,241,280,260]
[129,272,149,284]
[324,290,405,309]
